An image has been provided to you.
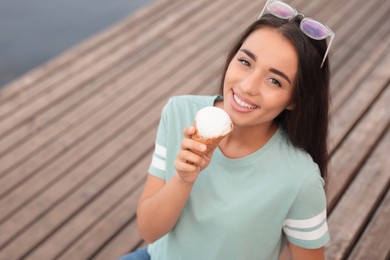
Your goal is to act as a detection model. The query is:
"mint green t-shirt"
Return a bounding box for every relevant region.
[147,95,330,260]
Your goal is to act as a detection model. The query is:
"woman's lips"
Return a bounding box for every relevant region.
[231,91,260,113]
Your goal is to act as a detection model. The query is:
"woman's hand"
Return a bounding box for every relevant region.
[174,126,217,184]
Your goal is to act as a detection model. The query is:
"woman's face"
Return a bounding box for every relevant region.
[222,27,298,130]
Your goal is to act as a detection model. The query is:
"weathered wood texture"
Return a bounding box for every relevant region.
[0,0,388,259]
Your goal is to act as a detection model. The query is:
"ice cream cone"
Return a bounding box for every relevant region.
[191,106,233,156]
[191,121,229,156]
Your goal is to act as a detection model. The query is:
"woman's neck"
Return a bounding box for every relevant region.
[218,122,278,159]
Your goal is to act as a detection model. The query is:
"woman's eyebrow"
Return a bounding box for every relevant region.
[240,49,256,61]
[269,68,292,84]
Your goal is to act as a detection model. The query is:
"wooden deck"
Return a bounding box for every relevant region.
[0,0,389,259]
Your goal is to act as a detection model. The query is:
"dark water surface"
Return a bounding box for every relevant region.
[0,0,152,88]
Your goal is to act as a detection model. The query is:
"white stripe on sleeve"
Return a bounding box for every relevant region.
[155,143,167,158]
[284,209,327,229]
[151,156,166,171]
[283,221,328,241]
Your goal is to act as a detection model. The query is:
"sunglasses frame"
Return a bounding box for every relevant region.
[258,0,334,68]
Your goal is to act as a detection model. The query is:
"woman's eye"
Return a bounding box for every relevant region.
[269,78,282,87]
[238,58,250,67]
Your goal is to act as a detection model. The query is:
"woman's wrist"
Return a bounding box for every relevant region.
[173,172,197,187]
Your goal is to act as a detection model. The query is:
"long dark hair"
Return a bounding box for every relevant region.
[219,14,330,180]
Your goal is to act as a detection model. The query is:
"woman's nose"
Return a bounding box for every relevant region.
[239,74,261,96]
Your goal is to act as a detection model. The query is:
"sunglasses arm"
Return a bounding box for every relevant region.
[258,0,271,19]
[320,34,334,68]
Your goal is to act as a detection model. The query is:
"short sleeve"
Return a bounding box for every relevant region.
[283,171,330,249]
[148,103,169,180]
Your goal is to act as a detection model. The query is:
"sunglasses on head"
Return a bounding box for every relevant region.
[258,0,335,68]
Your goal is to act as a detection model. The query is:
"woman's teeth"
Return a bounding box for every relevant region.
[233,94,258,109]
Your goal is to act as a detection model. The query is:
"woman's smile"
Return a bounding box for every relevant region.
[231,91,260,113]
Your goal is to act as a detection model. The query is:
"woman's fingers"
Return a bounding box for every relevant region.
[174,157,199,173]
[183,126,195,138]
[182,126,208,154]
[178,150,205,167]
[174,149,203,184]
[181,138,207,155]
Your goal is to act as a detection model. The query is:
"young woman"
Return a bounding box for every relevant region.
[120,0,334,259]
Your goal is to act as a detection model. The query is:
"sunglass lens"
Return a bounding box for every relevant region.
[300,19,330,40]
[268,2,296,19]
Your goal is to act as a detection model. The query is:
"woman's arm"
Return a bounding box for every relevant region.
[136,173,194,243]
[288,242,325,260]
[137,126,213,243]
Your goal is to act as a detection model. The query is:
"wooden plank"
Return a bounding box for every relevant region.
[92,216,144,260]
[332,34,390,113]
[327,84,390,211]
[348,189,390,259]
[317,0,383,69]
[302,0,390,104]
[0,123,157,259]
[313,0,355,24]
[330,23,390,106]
[295,0,390,106]
[325,130,390,259]
[329,50,390,153]
[324,0,389,107]
[55,180,145,260]
[330,0,389,72]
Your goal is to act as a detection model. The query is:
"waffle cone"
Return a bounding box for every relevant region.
[191,120,232,156]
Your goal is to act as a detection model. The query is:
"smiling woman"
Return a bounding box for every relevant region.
[120,0,333,258]
[0,0,152,88]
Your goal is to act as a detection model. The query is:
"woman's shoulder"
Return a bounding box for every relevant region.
[162,95,220,117]
[166,95,219,108]
[275,131,320,177]
[271,134,324,191]
[160,95,220,125]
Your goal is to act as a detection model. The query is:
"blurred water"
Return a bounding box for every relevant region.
[0,0,152,88]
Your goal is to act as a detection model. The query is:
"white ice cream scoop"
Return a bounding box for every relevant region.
[195,106,232,138]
